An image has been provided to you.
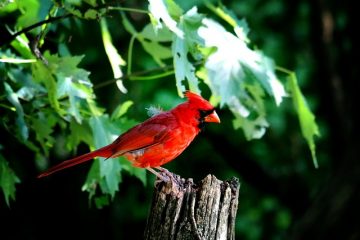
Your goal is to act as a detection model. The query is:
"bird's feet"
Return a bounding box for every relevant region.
[146,167,177,185]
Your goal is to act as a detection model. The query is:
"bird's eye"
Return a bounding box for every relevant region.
[199,109,214,118]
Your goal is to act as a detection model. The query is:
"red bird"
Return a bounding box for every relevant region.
[37,91,220,180]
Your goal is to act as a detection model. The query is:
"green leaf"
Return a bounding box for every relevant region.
[9,33,34,59]
[0,154,20,206]
[111,100,134,120]
[140,23,173,42]
[165,0,183,19]
[0,0,16,10]
[30,112,56,156]
[31,60,62,114]
[45,53,93,122]
[16,0,40,31]
[82,156,100,202]
[137,23,173,66]
[141,40,173,66]
[85,115,123,198]
[4,82,29,140]
[67,119,93,152]
[47,54,91,84]
[100,19,127,93]
[94,195,110,209]
[84,9,98,19]
[82,114,139,203]
[87,98,105,117]
[233,116,269,140]
[288,73,320,168]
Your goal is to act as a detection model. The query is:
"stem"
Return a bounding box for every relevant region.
[0,103,16,111]
[94,65,175,89]
[204,1,236,27]
[107,6,149,14]
[129,70,174,81]
[127,35,136,75]
[275,66,294,75]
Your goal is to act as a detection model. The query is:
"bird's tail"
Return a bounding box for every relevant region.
[37,145,114,178]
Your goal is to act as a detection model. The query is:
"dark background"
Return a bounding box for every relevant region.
[1,0,359,239]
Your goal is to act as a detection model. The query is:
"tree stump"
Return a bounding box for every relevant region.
[144,174,240,240]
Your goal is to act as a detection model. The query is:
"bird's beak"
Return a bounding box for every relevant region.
[204,111,220,123]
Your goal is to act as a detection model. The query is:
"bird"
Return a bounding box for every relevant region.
[37,91,220,180]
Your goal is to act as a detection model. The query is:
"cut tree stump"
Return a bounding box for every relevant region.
[144,174,240,240]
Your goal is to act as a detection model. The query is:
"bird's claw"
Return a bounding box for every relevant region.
[146,167,178,187]
[156,167,177,183]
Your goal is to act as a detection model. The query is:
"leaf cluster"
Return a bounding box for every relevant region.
[0,0,319,207]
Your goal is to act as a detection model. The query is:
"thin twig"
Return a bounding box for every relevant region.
[94,60,204,89]
[3,14,72,46]
[2,4,148,47]
[94,65,175,89]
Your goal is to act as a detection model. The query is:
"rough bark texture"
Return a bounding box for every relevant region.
[144,174,240,240]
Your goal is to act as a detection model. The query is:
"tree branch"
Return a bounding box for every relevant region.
[1,14,73,47]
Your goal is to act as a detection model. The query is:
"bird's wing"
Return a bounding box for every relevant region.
[111,113,177,155]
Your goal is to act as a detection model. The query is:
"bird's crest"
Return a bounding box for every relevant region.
[184,91,213,109]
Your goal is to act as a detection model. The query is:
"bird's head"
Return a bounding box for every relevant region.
[180,91,220,130]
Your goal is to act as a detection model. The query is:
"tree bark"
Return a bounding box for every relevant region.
[144,174,240,240]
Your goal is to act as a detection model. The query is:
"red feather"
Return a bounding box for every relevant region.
[37,91,220,178]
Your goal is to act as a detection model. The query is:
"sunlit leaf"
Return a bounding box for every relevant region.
[8,32,33,59]
[205,1,250,42]
[172,7,203,96]
[198,18,286,105]
[57,78,86,123]
[100,19,127,93]
[111,100,134,120]
[0,58,36,63]
[197,17,286,139]
[288,73,320,167]
[148,0,184,37]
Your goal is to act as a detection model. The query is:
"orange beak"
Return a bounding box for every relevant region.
[204,110,220,123]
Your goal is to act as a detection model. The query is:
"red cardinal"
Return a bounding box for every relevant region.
[37,91,220,180]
